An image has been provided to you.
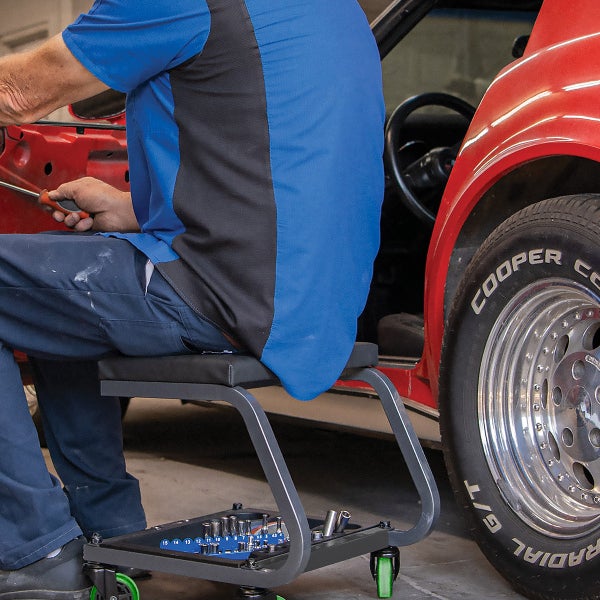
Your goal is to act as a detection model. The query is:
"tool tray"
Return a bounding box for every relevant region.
[86,507,389,574]
[84,343,440,597]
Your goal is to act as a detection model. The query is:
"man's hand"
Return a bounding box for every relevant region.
[48,177,139,233]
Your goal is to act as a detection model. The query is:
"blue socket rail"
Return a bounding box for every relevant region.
[159,512,288,561]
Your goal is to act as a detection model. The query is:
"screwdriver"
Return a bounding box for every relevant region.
[0,179,90,219]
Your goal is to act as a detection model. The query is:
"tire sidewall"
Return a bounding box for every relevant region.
[440,199,600,597]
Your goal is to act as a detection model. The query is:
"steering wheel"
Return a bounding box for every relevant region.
[384,92,476,226]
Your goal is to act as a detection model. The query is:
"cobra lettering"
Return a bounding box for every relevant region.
[512,538,600,569]
[574,259,600,293]
[471,249,562,315]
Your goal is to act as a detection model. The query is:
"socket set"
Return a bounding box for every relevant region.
[157,508,352,561]
[160,513,287,561]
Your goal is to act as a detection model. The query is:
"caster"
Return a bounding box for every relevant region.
[375,556,393,598]
[236,586,282,600]
[89,572,140,600]
[370,547,400,599]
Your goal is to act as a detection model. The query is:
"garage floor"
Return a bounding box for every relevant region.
[45,396,526,600]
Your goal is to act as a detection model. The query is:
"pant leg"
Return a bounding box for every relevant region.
[31,358,146,540]
[0,233,235,567]
[0,233,234,359]
[0,344,81,569]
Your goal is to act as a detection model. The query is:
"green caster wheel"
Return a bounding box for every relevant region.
[370,546,400,599]
[89,572,140,600]
[237,587,283,600]
[375,556,394,598]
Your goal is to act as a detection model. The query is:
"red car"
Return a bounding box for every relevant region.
[2,1,599,598]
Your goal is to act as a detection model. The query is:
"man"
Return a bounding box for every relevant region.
[0,0,384,597]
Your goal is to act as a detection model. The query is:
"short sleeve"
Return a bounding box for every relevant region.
[62,0,210,93]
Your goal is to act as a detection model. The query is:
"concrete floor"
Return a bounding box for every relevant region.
[46,396,527,600]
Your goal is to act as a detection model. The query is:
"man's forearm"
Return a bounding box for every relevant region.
[0,57,44,125]
[0,35,108,126]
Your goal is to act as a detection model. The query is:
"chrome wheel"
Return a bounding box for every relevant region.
[479,279,600,538]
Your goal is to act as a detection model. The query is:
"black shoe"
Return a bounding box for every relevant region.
[0,537,90,599]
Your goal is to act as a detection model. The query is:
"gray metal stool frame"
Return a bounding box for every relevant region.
[84,342,440,596]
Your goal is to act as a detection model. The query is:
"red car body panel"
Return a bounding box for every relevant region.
[0,123,129,233]
[418,0,600,405]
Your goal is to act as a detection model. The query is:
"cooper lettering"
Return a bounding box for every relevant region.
[496,260,512,282]
[482,273,498,297]
[575,258,600,293]
[529,249,543,264]
[471,249,563,315]
[575,259,592,277]
[471,289,485,315]
[546,249,562,265]
[511,252,527,271]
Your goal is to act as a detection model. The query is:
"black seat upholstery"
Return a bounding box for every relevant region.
[98,341,378,389]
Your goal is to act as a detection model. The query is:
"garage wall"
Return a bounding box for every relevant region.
[0,0,93,53]
[0,0,93,119]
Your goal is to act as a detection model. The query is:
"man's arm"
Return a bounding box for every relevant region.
[0,34,108,126]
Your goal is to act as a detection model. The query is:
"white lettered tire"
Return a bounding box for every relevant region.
[439,195,600,599]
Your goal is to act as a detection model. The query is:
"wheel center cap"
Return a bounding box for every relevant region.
[567,385,592,423]
[552,352,600,462]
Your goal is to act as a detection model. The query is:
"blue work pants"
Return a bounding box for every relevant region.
[0,233,235,569]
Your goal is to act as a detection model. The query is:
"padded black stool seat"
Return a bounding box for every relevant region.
[98,341,379,389]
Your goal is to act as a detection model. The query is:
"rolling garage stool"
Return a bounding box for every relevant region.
[84,342,440,600]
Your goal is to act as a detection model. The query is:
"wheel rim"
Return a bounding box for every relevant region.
[479,279,600,538]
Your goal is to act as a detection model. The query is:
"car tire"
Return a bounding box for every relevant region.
[439,195,600,600]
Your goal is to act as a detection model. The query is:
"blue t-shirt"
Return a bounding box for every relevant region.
[63,0,384,400]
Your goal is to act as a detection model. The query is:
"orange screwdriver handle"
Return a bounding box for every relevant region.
[38,190,90,220]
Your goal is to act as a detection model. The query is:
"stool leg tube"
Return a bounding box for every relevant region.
[344,368,440,546]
